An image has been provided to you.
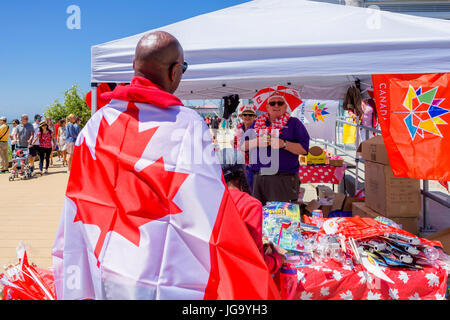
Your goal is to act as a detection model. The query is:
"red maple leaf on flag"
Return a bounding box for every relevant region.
[66,102,189,265]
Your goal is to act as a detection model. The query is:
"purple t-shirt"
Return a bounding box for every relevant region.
[243,117,310,174]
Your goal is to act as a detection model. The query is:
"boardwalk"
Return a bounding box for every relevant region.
[0,161,68,269]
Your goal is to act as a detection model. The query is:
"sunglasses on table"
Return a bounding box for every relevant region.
[268,100,285,107]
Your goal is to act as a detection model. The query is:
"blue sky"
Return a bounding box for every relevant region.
[0,0,248,121]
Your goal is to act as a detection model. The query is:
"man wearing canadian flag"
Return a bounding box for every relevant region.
[52,31,280,300]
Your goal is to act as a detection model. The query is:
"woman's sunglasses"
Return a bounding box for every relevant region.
[268,100,285,107]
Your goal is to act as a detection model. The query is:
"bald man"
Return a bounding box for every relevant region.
[53,31,279,300]
[133,31,187,94]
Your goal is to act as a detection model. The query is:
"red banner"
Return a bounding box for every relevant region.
[372,73,450,181]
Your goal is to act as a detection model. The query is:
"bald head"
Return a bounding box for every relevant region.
[134,31,184,94]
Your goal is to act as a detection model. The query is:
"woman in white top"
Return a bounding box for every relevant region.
[58,119,68,166]
[9,119,19,153]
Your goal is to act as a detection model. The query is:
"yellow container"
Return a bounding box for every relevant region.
[307,146,327,165]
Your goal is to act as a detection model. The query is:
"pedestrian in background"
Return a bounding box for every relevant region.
[65,114,79,173]
[31,120,56,174]
[54,118,61,161]
[46,117,56,166]
[15,114,34,152]
[0,116,10,173]
[30,114,42,173]
[74,116,82,137]
[10,119,19,153]
[58,119,68,166]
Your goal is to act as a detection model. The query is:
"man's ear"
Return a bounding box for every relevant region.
[169,64,177,82]
[132,58,135,70]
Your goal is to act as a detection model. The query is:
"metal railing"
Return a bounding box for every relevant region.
[311,117,449,233]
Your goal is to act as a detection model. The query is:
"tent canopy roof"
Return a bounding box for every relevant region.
[91,0,450,100]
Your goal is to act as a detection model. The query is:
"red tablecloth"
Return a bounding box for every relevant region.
[278,259,447,300]
[298,164,347,184]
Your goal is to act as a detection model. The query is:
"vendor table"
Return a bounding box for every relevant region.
[278,259,447,300]
[298,164,347,185]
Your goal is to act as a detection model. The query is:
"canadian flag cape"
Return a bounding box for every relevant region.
[52,77,280,300]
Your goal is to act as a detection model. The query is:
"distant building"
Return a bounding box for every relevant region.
[311,0,450,20]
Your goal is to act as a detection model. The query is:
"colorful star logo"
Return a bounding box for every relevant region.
[396,85,449,140]
[310,102,329,122]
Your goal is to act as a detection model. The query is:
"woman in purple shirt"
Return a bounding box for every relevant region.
[241,95,310,205]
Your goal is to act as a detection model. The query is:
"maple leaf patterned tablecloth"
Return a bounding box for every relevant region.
[298,164,347,185]
[278,259,447,300]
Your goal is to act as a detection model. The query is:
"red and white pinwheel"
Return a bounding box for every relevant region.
[252,85,303,113]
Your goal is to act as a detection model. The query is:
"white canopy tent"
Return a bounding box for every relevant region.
[91,0,450,102]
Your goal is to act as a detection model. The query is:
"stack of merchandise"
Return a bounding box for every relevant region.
[357,136,421,235]
[262,202,449,300]
[0,243,56,300]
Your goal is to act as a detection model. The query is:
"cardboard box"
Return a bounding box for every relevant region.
[329,159,344,167]
[332,193,346,211]
[361,135,390,165]
[321,205,333,218]
[365,161,421,218]
[305,199,321,214]
[342,196,364,212]
[306,192,347,218]
[316,185,334,199]
[427,228,450,254]
[352,202,419,235]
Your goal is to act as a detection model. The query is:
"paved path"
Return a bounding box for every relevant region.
[0,160,69,269]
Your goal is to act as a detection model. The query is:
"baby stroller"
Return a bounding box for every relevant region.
[9,148,33,181]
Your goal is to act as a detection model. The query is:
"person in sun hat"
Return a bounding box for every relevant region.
[241,92,310,205]
[0,116,9,173]
[30,120,55,174]
[234,104,258,193]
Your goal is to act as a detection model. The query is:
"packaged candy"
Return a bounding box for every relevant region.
[311,210,324,228]
[262,214,306,252]
[374,216,402,229]
[263,202,300,221]
[385,233,421,246]
[314,235,345,264]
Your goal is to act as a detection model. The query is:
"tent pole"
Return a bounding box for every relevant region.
[91,82,98,116]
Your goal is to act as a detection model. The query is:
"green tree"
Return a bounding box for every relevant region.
[44,85,91,126]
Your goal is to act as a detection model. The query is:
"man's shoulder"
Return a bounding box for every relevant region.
[287,116,307,130]
[178,106,203,121]
[287,116,301,125]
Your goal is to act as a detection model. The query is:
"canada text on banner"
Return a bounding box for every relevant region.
[292,100,339,142]
[372,73,450,181]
